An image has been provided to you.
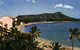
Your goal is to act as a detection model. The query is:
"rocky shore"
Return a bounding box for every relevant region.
[36,38,80,50]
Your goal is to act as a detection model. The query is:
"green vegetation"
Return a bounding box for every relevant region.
[1,23,80,50]
[0,25,41,50]
[68,28,80,50]
[53,42,65,50]
[0,24,66,50]
[26,25,41,50]
[17,12,80,24]
[53,42,61,50]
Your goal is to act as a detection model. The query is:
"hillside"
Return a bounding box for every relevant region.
[17,12,79,23]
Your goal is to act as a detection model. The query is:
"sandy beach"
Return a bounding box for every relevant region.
[16,21,80,50]
[16,21,55,32]
[16,21,71,32]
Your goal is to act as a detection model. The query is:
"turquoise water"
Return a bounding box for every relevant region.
[24,21,80,47]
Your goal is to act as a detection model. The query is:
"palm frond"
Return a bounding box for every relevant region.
[74,28,79,32]
[68,28,73,32]
[69,35,73,41]
[36,31,40,37]
[75,35,80,41]
[78,32,80,36]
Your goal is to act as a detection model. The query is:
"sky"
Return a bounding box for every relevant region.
[0,0,80,18]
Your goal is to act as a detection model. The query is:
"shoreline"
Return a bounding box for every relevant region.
[16,21,80,50]
[16,21,56,32]
[36,38,80,50]
[16,21,71,32]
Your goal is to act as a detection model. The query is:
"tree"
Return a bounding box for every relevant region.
[53,42,61,50]
[26,25,41,50]
[0,25,41,50]
[68,28,80,50]
[0,26,28,50]
[53,42,65,50]
[29,25,41,38]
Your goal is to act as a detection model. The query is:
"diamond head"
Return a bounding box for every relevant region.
[17,12,80,23]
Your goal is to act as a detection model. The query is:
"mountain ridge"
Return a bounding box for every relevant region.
[17,12,79,23]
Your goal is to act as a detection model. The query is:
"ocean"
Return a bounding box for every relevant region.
[24,21,80,48]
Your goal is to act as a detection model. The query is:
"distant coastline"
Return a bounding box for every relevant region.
[17,12,80,24]
[16,21,72,33]
[16,21,56,32]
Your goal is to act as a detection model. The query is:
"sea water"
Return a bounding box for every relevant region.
[24,21,80,47]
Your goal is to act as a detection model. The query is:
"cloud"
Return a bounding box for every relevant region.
[54,3,74,9]
[26,0,36,3]
[32,0,36,3]
[0,1,3,6]
[54,3,63,7]
[64,5,73,9]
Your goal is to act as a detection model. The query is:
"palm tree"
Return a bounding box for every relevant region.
[53,42,61,50]
[53,42,65,50]
[26,25,41,50]
[68,28,80,50]
[29,25,41,38]
[0,25,41,50]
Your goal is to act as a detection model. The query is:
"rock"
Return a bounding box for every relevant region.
[43,47,52,50]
